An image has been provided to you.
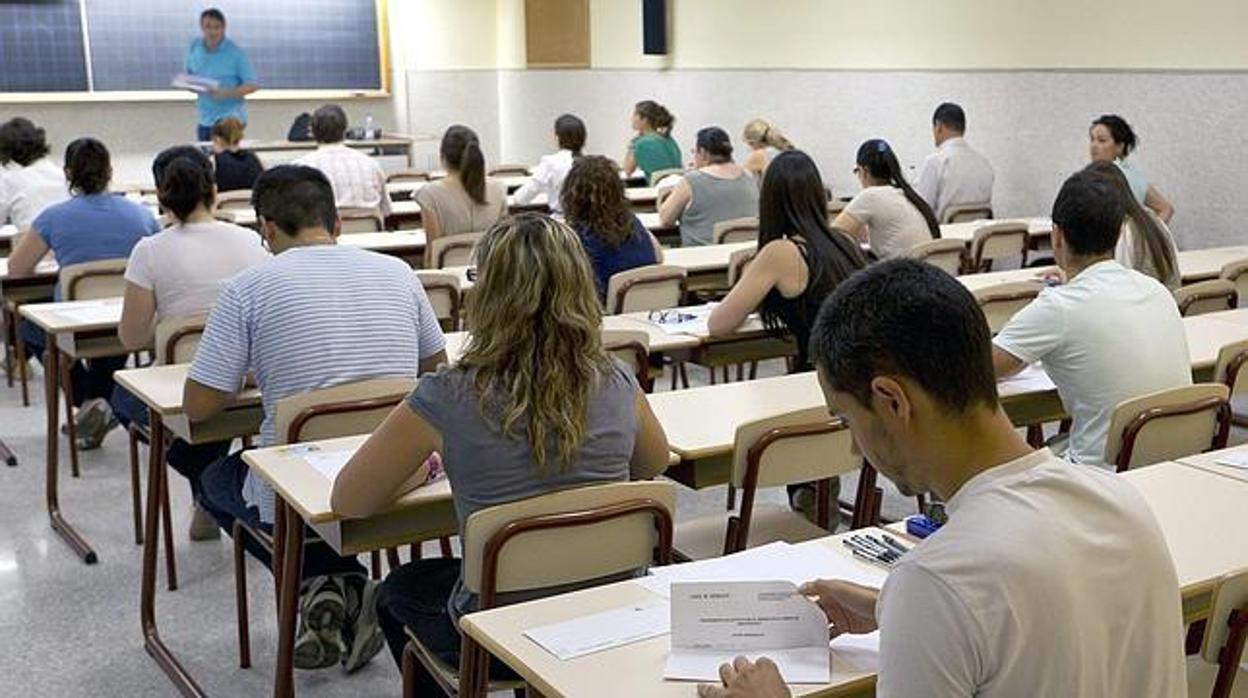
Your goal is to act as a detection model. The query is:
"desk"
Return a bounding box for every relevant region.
[337,230,427,267]
[0,224,19,255]
[1175,245,1248,284]
[661,242,755,291]
[1176,445,1248,485]
[1,257,59,404]
[203,135,419,167]
[939,217,1052,244]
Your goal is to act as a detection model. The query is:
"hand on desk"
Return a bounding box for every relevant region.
[800,579,879,638]
[697,656,791,698]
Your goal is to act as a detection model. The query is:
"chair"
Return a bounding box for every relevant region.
[387,170,432,183]
[488,165,530,178]
[712,217,759,245]
[906,238,966,276]
[1213,339,1248,428]
[602,328,652,392]
[967,221,1029,273]
[415,270,462,332]
[727,247,757,287]
[338,206,386,233]
[233,377,419,669]
[212,189,253,212]
[674,408,854,560]
[1104,383,1231,472]
[427,232,484,270]
[1219,259,1248,308]
[1176,280,1239,317]
[648,167,684,187]
[402,480,675,697]
[604,264,687,315]
[1187,567,1248,698]
[941,202,993,224]
[827,198,847,217]
[972,282,1041,334]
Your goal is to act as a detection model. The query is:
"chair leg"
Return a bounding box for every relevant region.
[440,537,453,558]
[129,427,144,545]
[401,641,418,698]
[390,547,405,570]
[370,550,382,580]
[678,362,689,389]
[2,313,12,388]
[460,635,486,698]
[1026,424,1044,448]
[726,485,736,510]
[233,522,252,669]
[748,361,758,380]
[14,315,29,407]
[60,360,80,478]
[160,462,178,591]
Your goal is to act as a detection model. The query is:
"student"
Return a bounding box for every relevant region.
[1089,114,1174,223]
[913,102,995,222]
[740,118,793,178]
[116,146,268,540]
[210,117,263,192]
[512,113,585,215]
[329,212,671,686]
[0,117,68,232]
[183,165,446,671]
[414,124,507,258]
[1085,160,1180,289]
[701,258,1185,698]
[622,100,682,184]
[561,155,659,303]
[992,170,1190,467]
[833,139,941,259]
[9,138,160,449]
[294,104,391,216]
[658,127,759,247]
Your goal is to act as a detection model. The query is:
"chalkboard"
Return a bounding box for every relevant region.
[0,0,383,94]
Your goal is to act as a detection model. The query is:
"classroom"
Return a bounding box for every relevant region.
[3,0,1248,696]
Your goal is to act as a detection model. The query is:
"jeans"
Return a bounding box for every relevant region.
[197,124,213,142]
[21,319,127,407]
[198,450,367,579]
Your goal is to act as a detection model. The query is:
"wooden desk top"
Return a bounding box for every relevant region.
[113,363,260,417]
[0,257,60,282]
[1175,245,1248,283]
[442,317,700,359]
[636,212,677,232]
[940,217,1052,243]
[661,242,755,272]
[1182,312,1248,370]
[337,229,427,252]
[956,267,1056,293]
[19,297,122,333]
[1176,445,1248,484]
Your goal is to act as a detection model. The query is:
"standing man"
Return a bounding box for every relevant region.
[184,8,258,142]
[913,102,994,222]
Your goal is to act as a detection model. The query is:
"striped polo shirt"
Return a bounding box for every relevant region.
[189,243,446,522]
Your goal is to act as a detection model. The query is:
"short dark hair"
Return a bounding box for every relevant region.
[695,126,733,163]
[810,258,999,414]
[311,105,348,144]
[933,102,966,133]
[64,138,111,195]
[554,114,586,155]
[0,117,51,167]
[200,8,225,24]
[152,146,215,222]
[1051,170,1124,256]
[1091,114,1137,157]
[250,165,337,235]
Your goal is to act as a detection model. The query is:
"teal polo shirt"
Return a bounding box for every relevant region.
[185,37,257,127]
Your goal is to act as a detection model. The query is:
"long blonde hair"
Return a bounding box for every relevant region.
[461,213,613,472]
[743,118,793,151]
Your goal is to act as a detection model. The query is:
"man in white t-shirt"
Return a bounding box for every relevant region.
[698,259,1185,698]
[992,170,1191,467]
[913,103,994,223]
[0,117,69,230]
[294,104,392,217]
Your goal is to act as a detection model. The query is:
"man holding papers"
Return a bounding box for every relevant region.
[701,259,1185,697]
[182,8,258,141]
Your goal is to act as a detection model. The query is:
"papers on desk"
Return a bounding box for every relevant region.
[1214,451,1248,470]
[54,300,121,324]
[302,449,355,483]
[524,598,670,661]
[649,304,714,336]
[172,73,220,94]
[997,363,1056,395]
[665,580,830,684]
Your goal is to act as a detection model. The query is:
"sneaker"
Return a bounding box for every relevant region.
[340,575,386,674]
[294,576,346,670]
[187,504,221,541]
[74,399,117,450]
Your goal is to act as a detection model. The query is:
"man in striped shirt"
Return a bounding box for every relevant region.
[183,165,446,673]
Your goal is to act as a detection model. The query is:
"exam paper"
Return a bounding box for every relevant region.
[172,73,220,94]
[55,301,121,325]
[1214,451,1248,470]
[524,598,669,660]
[303,450,354,482]
[997,363,1055,396]
[650,305,714,336]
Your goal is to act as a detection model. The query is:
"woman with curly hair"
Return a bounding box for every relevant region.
[562,155,660,302]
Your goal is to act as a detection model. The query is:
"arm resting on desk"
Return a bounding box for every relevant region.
[118,282,157,352]
[332,402,442,518]
[7,228,48,277]
[183,378,234,422]
[708,240,793,337]
[992,346,1025,379]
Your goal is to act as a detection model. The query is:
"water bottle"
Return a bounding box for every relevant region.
[363,113,378,140]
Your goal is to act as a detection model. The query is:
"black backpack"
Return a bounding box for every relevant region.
[287,113,313,141]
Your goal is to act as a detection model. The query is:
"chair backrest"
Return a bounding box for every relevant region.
[826,198,847,216]
[649,168,684,187]
[154,314,208,365]
[1219,258,1248,308]
[971,282,1041,334]
[604,264,687,315]
[941,202,993,224]
[414,270,462,331]
[712,217,759,245]
[1200,567,1248,673]
[602,328,650,390]
[730,407,858,489]
[213,189,253,212]
[1104,383,1231,471]
[1214,338,1248,399]
[386,170,431,183]
[1175,279,1239,317]
[337,206,385,233]
[727,247,757,286]
[905,237,966,276]
[427,232,484,269]
[272,376,416,445]
[969,221,1029,272]
[461,480,675,606]
[59,258,128,300]
[488,164,530,177]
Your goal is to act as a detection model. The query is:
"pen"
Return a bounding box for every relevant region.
[844,538,898,563]
[850,535,899,562]
[879,534,910,557]
[849,548,894,570]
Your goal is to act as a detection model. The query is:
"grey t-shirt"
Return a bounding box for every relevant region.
[406,358,641,618]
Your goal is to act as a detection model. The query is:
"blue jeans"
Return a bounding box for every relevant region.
[197,124,213,142]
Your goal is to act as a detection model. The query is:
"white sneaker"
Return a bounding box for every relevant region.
[188,505,221,541]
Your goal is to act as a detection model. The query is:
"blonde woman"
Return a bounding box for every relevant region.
[330,212,670,686]
[741,118,793,177]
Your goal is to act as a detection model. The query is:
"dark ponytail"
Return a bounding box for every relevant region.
[635,100,675,137]
[1083,160,1176,284]
[856,139,941,239]
[441,124,487,205]
[154,146,215,222]
[64,138,112,195]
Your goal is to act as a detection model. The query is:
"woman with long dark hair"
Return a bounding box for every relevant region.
[1089,114,1174,223]
[833,139,941,259]
[414,124,507,257]
[1085,159,1179,289]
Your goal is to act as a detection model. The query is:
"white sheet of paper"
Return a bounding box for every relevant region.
[997,363,1055,396]
[637,541,886,599]
[664,580,830,683]
[830,630,881,673]
[303,450,355,482]
[55,301,121,325]
[171,73,220,93]
[650,305,714,336]
[524,598,670,661]
[1214,451,1248,469]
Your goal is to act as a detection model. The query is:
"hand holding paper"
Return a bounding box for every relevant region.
[798,579,879,638]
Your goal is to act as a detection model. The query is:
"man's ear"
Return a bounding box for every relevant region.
[869,375,912,425]
[330,216,342,240]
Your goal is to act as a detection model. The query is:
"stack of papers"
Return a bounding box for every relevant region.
[637,541,886,598]
[172,73,220,94]
[55,300,122,325]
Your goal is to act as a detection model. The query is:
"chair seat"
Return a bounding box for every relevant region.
[675,504,831,561]
[405,628,526,694]
[1187,655,1248,697]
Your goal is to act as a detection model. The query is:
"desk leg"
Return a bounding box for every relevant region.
[44,340,96,563]
[0,440,15,466]
[274,499,305,698]
[139,413,206,697]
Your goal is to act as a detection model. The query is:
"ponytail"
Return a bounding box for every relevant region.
[158,155,215,222]
[635,100,675,138]
[440,124,487,205]
[1084,160,1177,285]
[743,118,794,151]
[856,139,941,239]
